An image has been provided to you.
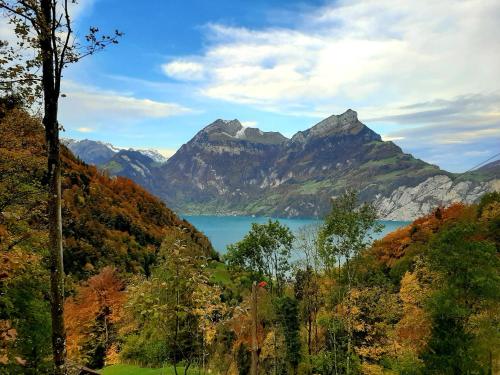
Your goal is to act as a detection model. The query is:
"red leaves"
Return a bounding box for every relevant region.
[258,281,268,288]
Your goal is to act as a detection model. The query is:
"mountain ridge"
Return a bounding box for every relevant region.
[66,110,500,220]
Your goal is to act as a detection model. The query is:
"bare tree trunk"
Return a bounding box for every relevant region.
[40,1,66,373]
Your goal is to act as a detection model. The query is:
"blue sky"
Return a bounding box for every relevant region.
[15,0,500,172]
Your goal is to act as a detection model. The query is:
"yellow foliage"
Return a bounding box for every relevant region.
[480,201,500,221]
[361,362,389,375]
[394,270,432,355]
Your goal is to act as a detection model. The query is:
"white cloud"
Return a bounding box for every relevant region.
[162,60,205,81]
[77,127,94,133]
[161,0,500,122]
[381,135,405,142]
[463,150,491,157]
[59,81,192,130]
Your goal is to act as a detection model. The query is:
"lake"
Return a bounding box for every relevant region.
[185,215,409,253]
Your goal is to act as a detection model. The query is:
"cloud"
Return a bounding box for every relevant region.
[367,93,500,125]
[59,81,192,130]
[381,135,405,142]
[162,61,205,81]
[76,127,94,133]
[377,93,500,152]
[162,0,500,113]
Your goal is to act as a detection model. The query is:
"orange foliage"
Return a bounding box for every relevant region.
[65,267,125,361]
[371,203,473,266]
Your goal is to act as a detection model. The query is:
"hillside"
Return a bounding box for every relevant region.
[0,103,216,372]
[1,106,213,277]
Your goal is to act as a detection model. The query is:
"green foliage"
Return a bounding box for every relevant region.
[319,190,382,270]
[423,221,500,373]
[276,296,302,374]
[236,343,251,375]
[477,191,500,216]
[226,219,294,295]
[101,364,196,375]
[0,260,52,373]
[121,233,225,369]
[312,317,360,375]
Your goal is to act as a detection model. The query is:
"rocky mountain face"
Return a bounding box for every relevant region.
[63,139,168,191]
[67,111,500,220]
[62,138,119,165]
[373,175,500,221]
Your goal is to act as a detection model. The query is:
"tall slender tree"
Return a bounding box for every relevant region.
[0,2,121,373]
[318,190,382,374]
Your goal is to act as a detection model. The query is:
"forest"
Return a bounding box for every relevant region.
[1,100,499,374]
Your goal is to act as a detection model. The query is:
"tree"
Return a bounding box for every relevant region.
[423,221,500,373]
[318,190,382,374]
[0,2,121,373]
[294,224,323,357]
[65,267,125,368]
[276,296,301,375]
[226,219,294,296]
[123,233,225,374]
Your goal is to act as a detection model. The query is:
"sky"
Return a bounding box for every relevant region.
[2,0,500,172]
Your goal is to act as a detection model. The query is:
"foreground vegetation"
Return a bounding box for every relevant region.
[101,364,196,375]
[1,102,499,374]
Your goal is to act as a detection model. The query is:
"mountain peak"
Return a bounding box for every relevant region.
[291,109,380,142]
[197,118,287,145]
[204,119,243,137]
[310,109,360,135]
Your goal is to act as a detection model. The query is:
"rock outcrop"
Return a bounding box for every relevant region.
[374,175,500,220]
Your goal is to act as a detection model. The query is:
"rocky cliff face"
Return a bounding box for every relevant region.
[373,175,500,220]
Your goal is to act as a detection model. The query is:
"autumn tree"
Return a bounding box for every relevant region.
[65,267,125,368]
[0,2,121,372]
[122,233,225,374]
[318,190,382,374]
[294,224,323,358]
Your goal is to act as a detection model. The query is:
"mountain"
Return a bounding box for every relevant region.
[155,110,500,219]
[62,138,119,165]
[100,149,163,193]
[474,159,500,176]
[63,139,168,191]
[63,139,169,165]
[66,111,500,220]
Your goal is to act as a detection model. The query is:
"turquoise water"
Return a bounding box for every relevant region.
[185,215,409,253]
